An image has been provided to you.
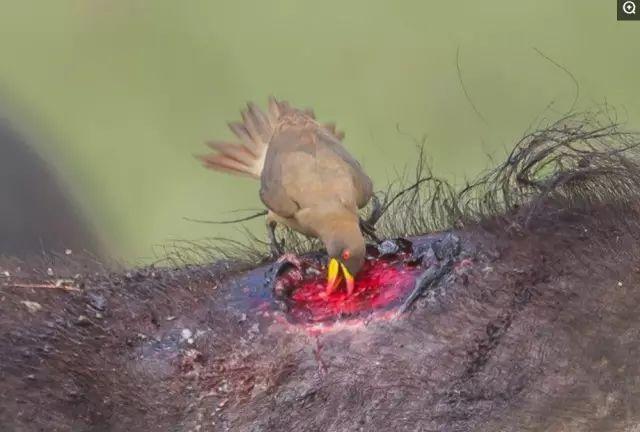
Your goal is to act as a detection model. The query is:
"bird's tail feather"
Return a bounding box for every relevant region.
[198,98,285,179]
[198,97,345,178]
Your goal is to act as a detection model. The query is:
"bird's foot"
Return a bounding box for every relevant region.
[359,217,380,243]
[266,219,286,258]
[269,243,285,259]
[268,236,286,259]
[364,194,384,227]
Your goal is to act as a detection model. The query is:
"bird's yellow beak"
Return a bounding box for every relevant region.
[326,258,355,295]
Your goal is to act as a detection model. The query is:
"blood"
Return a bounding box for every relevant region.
[287,257,422,324]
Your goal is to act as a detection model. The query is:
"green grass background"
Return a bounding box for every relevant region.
[0,1,638,263]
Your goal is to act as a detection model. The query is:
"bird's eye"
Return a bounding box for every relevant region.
[341,249,351,261]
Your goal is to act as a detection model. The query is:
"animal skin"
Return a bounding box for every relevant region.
[2,114,640,431]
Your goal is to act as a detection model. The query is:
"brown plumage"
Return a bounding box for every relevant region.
[199,97,373,294]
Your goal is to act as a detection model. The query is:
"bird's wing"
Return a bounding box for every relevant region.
[198,101,274,179]
[258,128,304,218]
[315,129,373,209]
[259,125,372,218]
[198,98,345,179]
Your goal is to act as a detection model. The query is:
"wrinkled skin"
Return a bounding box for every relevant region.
[2,202,640,432]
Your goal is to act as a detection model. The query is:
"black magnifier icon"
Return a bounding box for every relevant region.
[623,0,637,14]
[619,0,640,20]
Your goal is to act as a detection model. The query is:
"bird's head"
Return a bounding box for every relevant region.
[323,224,366,296]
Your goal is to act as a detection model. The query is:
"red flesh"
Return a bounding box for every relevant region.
[288,258,422,324]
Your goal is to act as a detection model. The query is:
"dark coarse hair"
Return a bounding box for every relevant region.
[2,110,640,431]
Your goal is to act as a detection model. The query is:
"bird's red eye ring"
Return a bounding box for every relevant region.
[341,250,351,261]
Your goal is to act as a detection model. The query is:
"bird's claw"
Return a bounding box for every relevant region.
[359,218,380,242]
[269,240,285,259]
[365,194,383,227]
[267,223,286,258]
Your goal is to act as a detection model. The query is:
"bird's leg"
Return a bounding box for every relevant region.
[359,217,380,243]
[365,195,383,228]
[360,195,382,243]
[266,217,285,258]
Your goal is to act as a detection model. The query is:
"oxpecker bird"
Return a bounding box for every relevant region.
[199,98,373,295]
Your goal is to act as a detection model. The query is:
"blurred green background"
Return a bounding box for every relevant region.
[0,0,638,264]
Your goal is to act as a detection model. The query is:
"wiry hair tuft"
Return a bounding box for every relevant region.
[167,110,640,265]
